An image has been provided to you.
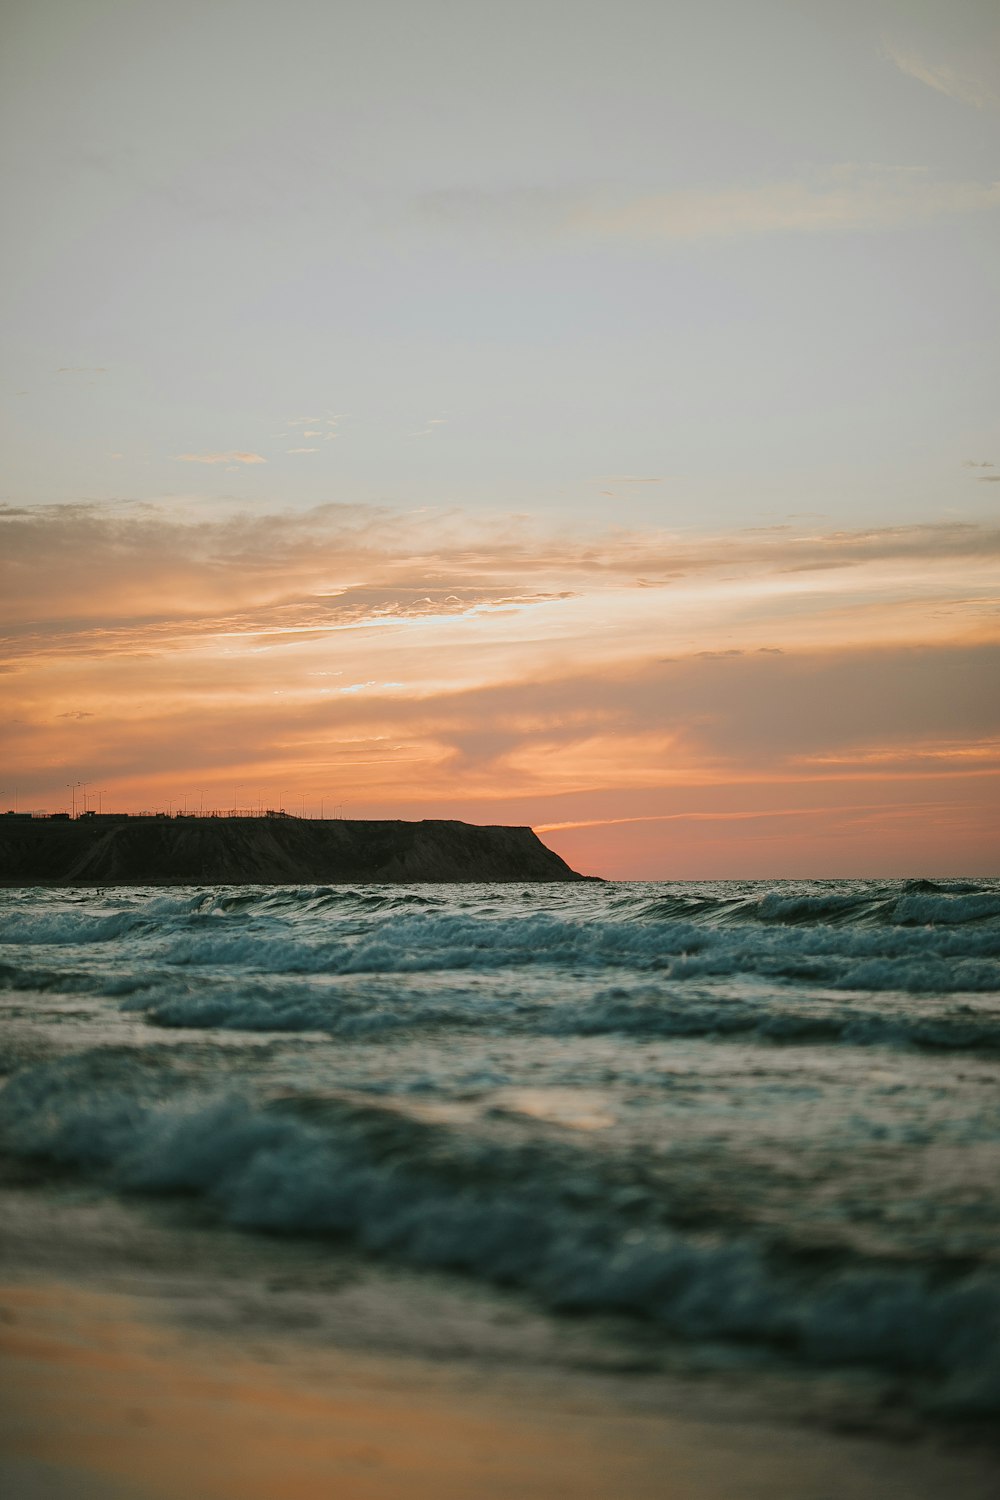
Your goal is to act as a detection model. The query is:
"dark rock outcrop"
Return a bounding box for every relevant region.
[0,817,583,885]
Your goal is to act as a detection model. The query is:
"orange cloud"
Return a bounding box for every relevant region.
[2,501,998,873]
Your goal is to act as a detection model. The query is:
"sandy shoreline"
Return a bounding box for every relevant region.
[1,1177,997,1500]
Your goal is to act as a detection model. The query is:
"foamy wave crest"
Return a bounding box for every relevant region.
[124,973,1000,1053]
[755,892,887,925]
[0,892,215,947]
[890,891,1000,926]
[128,976,503,1038]
[1,1052,997,1411]
[155,911,1000,993]
[0,908,162,946]
[648,884,1000,929]
[545,989,1000,1051]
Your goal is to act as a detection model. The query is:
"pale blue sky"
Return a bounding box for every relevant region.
[2,0,998,530]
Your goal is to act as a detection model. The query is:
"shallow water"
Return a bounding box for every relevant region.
[2,878,998,1417]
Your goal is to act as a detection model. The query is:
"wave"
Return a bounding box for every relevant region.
[3,885,998,1059]
[1,1050,997,1412]
[3,879,998,940]
[135,909,1000,985]
[645,886,1000,929]
[103,972,1000,1054]
[4,902,998,1053]
[545,988,1000,1051]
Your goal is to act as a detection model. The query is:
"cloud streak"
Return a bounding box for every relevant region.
[418,166,1000,245]
[2,503,997,657]
[175,451,267,465]
[886,44,1000,112]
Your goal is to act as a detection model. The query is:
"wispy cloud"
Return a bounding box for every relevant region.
[886,44,1000,112]
[3,503,998,636]
[570,168,1000,241]
[1,506,996,816]
[176,451,266,465]
[600,475,665,485]
[418,166,1000,245]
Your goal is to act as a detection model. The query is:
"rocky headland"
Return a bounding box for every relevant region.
[0,816,583,885]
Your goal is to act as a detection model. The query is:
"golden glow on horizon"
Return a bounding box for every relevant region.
[2,503,998,875]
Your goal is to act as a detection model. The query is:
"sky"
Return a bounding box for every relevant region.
[1,0,998,877]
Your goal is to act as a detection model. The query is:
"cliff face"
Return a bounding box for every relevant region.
[0,817,583,886]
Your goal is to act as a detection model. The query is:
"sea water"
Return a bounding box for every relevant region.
[2,878,999,1416]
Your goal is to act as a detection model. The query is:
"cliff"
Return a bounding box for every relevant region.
[0,817,583,886]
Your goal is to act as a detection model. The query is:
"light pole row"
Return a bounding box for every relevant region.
[20,787,349,818]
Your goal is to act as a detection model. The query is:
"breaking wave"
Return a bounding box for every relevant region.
[1,1049,997,1413]
[3,878,999,1424]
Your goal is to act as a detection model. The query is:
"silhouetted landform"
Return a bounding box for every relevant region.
[0,815,583,885]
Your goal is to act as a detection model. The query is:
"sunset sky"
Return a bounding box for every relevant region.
[2,0,998,877]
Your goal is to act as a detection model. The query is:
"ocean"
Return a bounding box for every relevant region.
[2,877,999,1427]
